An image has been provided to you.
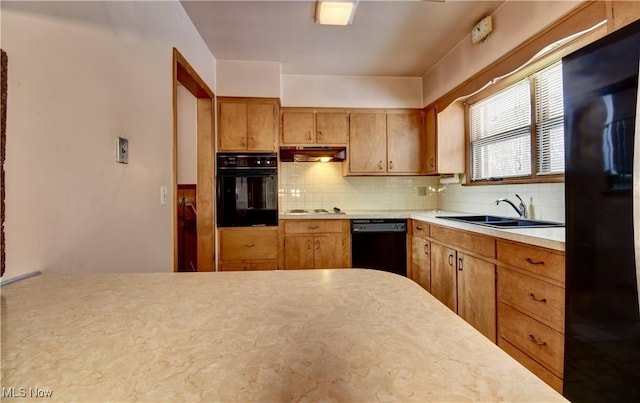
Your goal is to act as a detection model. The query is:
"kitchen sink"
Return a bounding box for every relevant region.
[436,215,564,229]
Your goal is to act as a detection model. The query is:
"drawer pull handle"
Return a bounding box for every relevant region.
[525,257,544,265]
[416,226,424,231]
[448,254,454,266]
[245,243,256,248]
[315,240,320,251]
[306,240,313,250]
[528,334,547,346]
[528,293,547,303]
[424,244,429,256]
[309,225,319,230]
[458,257,463,271]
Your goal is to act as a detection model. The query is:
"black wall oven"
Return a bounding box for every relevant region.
[216,153,278,227]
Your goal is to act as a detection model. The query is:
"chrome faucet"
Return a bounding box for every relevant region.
[495,194,528,218]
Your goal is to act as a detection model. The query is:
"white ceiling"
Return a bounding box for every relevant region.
[180,0,504,77]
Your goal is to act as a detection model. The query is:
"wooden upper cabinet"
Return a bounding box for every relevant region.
[248,103,277,150]
[219,102,248,150]
[423,102,465,175]
[606,1,640,32]
[424,106,438,175]
[282,111,314,144]
[347,111,423,175]
[316,112,348,144]
[217,97,279,152]
[281,109,348,145]
[387,112,423,174]
[348,113,387,174]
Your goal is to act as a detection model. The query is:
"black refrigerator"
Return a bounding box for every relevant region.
[563,20,640,402]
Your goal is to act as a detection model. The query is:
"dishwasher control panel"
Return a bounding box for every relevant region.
[351,219,407,233]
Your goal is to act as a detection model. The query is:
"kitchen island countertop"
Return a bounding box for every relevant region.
[1,270,567,402]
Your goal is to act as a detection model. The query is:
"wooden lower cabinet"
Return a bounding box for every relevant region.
[282,219,350,270]
[496,240,566,393]
[410,223,565,391]
[429,226,497,343]
[218,227,279,271]
[410,220,431,291]
[457,253,496,342]
[430,243,458,311]
[411,236,431,291]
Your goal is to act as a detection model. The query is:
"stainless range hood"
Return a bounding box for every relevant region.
[279,146,346,162]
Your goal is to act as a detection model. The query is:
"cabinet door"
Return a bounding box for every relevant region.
[219,102,248,151]
[248,103,276,151]
[348,113,386,174]
[387,113,422,174]
[313,234,344,269]
[457,253,497,342]
[430,243,457,312]
[316,112,348,144]
[411,236,431,291]
[424,106,437,174]
[282,111,314,144]
[284,235,314,270]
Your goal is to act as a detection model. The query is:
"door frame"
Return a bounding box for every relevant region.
[172,48,215,272]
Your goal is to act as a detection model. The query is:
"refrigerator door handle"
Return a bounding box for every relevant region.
[635,60,640,316]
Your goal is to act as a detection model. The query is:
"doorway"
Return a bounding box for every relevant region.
[172,48,215,272]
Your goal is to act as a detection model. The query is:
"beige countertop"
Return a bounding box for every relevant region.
[280,209,565,251]
[1,270,566,402]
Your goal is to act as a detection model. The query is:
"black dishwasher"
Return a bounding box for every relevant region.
[351,219,407,276]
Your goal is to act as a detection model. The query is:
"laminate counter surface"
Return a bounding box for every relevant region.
[280,209,565,251]
[0,270,567,402]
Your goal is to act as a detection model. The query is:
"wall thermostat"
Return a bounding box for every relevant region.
[472,16,492,44]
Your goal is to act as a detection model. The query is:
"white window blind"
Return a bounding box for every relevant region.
[535,61,565,175]
[470,80,532,181]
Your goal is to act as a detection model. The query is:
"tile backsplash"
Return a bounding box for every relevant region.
[279,162,440,211]
[279,163,565,222]
[437,180,565,222]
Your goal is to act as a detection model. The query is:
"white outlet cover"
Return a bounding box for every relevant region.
[116,137,128,164]
[160,186,168,206]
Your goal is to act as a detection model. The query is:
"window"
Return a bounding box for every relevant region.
[468,61,564,183]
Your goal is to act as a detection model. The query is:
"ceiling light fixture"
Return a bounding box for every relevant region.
[315,0,359,26]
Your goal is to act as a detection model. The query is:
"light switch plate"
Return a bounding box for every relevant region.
[471,16,492,44]
[116,137,128,164]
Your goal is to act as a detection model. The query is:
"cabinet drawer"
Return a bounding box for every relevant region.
[431,225,495,258]
[499,267,565,333]
[497,241,564,283]
[498,338,563,392]
[219,228,278,261]
[411,220,430,238]
[498,303,564,377]
[219,260,278,271]
[284,220,344,234]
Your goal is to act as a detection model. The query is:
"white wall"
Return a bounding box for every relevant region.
[282,75,422,108]
[1,1,216,281]
[280,163,439,212]
[177,85,197,184]
[422,0,581,107]
[422,1,584,221]
[216,59,281,98]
